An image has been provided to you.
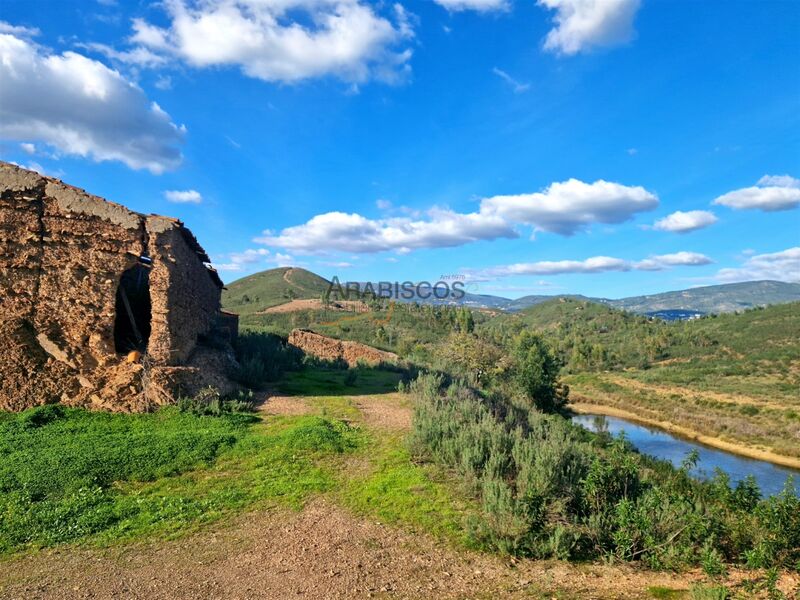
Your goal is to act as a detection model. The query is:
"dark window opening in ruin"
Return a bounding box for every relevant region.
[114,264,152,354]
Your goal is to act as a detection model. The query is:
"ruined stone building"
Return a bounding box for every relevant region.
[0,162,238,412]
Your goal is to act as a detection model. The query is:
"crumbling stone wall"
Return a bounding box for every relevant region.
[0,162,236,412]
[288,329,398,367]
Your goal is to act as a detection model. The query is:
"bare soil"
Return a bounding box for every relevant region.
[355,393,413,430]
[262,299,369,314]
[257,393,314,416]
[0,498,713,600]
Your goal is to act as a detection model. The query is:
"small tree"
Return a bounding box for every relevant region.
[512,331,565,413]
[457,307,475,333]
[440,333,506,384]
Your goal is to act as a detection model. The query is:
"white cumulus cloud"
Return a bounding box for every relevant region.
[0,22,39,36]
[0,26,184,174]
[80,42,169,68]
[652,210,718,233]
[257,177,660,255]
[713,175,800,211]
[466,250,712,279]
[433,0,508,12]
[757,175,800,188]
[716,247,800,283]
[480,178,658,235]
[214,248,295,272]
[634,251,713,271]
[164,189,202,203]
[472,256,631,278]
[129,0,414,85]
[256,208,518,254]
[538,0,641,55]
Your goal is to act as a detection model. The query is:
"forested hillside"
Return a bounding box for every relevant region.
[221,267,331,314]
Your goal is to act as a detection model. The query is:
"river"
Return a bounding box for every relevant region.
[572,413,799,497]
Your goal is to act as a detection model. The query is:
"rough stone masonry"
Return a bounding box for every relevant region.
[0,161,238,412]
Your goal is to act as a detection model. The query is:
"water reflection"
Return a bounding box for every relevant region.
[572,413,798,497]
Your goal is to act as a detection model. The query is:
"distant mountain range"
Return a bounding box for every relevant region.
[374,280,800,316]
[499,281,800,315]
[223,268,800,317]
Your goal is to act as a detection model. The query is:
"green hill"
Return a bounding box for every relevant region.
[222,267,331,315]
[481,299,800,458]
[605,280,800,314]
[476,281,800,314]
[479,297,668,370]
[480,297,800,375]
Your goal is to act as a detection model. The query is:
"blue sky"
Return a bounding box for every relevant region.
[1,0,798,298]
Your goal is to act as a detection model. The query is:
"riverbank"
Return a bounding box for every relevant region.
[569,400,800,471]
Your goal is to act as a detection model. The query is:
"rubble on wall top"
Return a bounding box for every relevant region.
[0,161,223,288]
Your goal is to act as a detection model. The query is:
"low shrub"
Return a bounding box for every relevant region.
[177,387,256,416]
[407,372,800,569]
[343,369,358,386]
[233,332,303,387]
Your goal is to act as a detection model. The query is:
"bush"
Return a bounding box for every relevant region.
[407,372,799,569]
[178,388,256,416]
[408,373,592,557]
[511,332,566,413]
[343,369,359,386]
[233,332,303,387]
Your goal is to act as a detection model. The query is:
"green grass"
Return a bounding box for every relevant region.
[689,585,729,600]
[279,367,402,397]
[222,267,331,314]
[339,432,473,544]
[649,587,688,599]
[0,370,476,558]
[275,368,477,541]
[0,404,362,555]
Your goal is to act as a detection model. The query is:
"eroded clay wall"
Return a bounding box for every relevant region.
[0,162,230,411]
[0,165,46,321]
[146,217,221,365]
[288,329,398,367]
[38,179,145,370]
[0,164,146,408]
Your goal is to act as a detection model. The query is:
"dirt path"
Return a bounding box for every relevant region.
[355,393,413,430]
[257,390,411,430]
[3,392,795,599]
[0,498,718,600]
[258,392,314,416]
